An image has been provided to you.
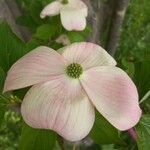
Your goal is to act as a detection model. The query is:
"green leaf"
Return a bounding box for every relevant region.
[0,22,25,72]
[29,0,43,25]
[134,61,150,99]
[0,94,8,126]
[90,112,124,145]
[121,57,135,78]
[67,32,85,43]
[16,15,38,31]
[19,123,56,150]
[17,0,43,26]
[0,107,6,126]
[0,67,5,92]
[67,26,91,43]
[35,24,57,40]
[0,22,42,73]
[136,115,150,150]
[41,0,53,6]
[0,67,7,126]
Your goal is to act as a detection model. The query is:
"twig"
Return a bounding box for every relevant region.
[57,135,65,150]
[72,144,76,150]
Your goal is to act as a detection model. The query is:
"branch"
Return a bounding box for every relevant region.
[82,0,101,44]
[105,0,129,56]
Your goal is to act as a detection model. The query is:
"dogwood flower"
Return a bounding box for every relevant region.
[55,34,70,45]
[4,42,141,141]
[40,0,88,31]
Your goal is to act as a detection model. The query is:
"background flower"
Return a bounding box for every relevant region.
[40,0,88,31]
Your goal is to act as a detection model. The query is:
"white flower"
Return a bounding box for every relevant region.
[40,0,88,31]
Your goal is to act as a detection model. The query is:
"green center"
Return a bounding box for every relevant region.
[66,63,83,79]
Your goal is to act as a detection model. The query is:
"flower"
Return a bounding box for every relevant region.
[40,0,88,31]
[55,34,70,45]
[4,42,142,141]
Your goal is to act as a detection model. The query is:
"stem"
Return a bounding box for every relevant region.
[72,144,76,150]
[57,135,65,150]
[140,90,150,104]
[127,128,137,141]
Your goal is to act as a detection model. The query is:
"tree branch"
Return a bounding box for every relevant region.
[105,0,129,56]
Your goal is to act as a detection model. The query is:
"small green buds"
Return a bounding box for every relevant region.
[66,63,83,79]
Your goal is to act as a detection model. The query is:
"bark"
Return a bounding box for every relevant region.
[83,0,101,44]
[84,0,129,55]
[105,0,129,55]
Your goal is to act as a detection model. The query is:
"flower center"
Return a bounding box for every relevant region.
[66,63,83,79]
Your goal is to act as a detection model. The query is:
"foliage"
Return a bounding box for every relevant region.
[19,123,56,150]
[136,115,150,150]
[115,0,150,149]
[90,112,124,145]
[0,111,21,150]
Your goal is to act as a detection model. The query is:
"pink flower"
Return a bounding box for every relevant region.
[40,0,88,31]
[55,34,70,45]
[4,42,141,141]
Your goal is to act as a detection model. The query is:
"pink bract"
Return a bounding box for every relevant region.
[4,42,142,141]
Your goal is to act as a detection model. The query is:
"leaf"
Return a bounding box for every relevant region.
[0,107,6,127]
[41,0,54,6]
[133,61,150,99]
[0,22,25,72]
[90,112,124,145]
[0,67,6,126]
[67,26,91,43]
[35,24,57,40]
[0,67,5,92]
[19,123,56,150]
[16,15,38,31]
[136,115,150,150]
[67,32,85,43]
[0,22,42,72]
[0,94,8,126]
[121,57,135,78]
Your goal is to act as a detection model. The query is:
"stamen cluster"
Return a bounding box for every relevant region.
[66,63,83,78]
